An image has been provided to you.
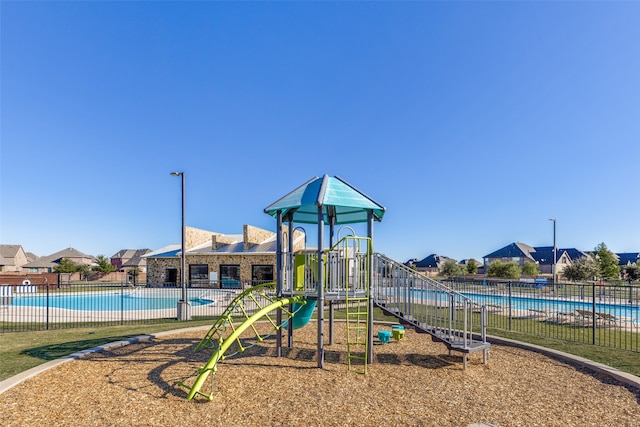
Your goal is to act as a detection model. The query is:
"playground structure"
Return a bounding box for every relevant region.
[179,175,490,400]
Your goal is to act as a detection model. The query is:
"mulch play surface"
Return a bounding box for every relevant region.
[1,322,639,427]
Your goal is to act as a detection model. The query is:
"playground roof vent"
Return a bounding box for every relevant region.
[264,175,386,224]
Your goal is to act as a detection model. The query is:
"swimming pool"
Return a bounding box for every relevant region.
[462,292,639,317]
[388,288,640,321]
[12,290,220,311]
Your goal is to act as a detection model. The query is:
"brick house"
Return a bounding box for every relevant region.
[110,249,152,272]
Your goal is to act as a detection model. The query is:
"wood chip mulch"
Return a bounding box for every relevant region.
[1,322,639,427]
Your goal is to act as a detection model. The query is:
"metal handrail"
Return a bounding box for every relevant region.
[371,253,486,350]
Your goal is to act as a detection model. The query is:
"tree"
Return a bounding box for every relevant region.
[93,255,116,274]
[465,259,479,275]
[440,260,463,277]
[561,256,597,282]
[521,261,539,276]
[77,263,91,280]
[54,258,79,273]
[622,264,640,283]
[487,260,521,279]
[128,267,141,285]
[593,242,620,280]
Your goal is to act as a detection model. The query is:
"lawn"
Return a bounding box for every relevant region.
[1,308,639,383]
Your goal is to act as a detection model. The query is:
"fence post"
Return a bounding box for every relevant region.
[121,281,125,325]
[592,281,597,345]
[508,281,512,331]
[46,282,50,331]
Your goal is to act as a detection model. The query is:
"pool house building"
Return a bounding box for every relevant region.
[144,225,306,288]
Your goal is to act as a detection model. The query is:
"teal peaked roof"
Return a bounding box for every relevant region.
[264,175,386,224]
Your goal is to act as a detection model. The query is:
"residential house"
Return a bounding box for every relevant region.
[145,224,305,288]
[42,247,95,266]
[110,249,152,272]
[22,257,57,273]
[405,254,456,277]
[483,242,587,276]
[0,245,29,272]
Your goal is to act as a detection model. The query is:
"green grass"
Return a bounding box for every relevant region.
[1,308,638,383]
[0,320,215,382]
[484,329,640,377]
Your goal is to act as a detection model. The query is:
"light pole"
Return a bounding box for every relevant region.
[549,218,557,289]
[171,171,190,321]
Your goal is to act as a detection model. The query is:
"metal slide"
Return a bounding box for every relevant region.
[180,294,305,400]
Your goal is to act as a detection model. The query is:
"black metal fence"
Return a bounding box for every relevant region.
[0,281,255,333]
[443,278,640,352]
[3,278,640,355]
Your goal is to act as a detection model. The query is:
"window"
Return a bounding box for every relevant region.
[220,265,241,289]
[252,265,274,285]
[189,264,209,284]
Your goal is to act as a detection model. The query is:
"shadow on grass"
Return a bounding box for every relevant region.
[22,335,148,361]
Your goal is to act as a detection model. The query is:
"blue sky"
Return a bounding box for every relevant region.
[1,1,639,263]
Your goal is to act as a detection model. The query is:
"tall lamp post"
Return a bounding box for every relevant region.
[171,171,190,321]
[549,218,557,289]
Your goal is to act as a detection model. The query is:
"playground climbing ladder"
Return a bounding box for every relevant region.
[337,237,371,374]
[345,290,369,374]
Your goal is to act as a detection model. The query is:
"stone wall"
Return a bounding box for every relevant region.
[243,225,275,250]
[146,254,274,287]
[146,258,181,285]
[185,226,218,250]
[212,234,237,249]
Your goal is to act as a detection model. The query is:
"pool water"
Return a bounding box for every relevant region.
[13,292,214,311]
[462,292,639,317]
[388,288,639,320]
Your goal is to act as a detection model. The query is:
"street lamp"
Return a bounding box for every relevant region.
[171,171,190,321]
[549,218,557,288]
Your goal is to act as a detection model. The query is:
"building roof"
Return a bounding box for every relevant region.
[143,245,181,258]
[264,175,386,225]
[486,243,591,265]
[529,246,560,264]
[22,258,57,269]
[617,252,640,266]
[0,244,23,259]
[111,249,152,259]
[558,248,590,261]
[413,254,456,268]
[42,247,94,263]
[483,242,537,261]
[121,257,147,269]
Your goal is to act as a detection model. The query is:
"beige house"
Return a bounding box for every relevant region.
[0,245,30,272]
[42,247,96,266]
[22,258,57,273]
[145,225,305,288]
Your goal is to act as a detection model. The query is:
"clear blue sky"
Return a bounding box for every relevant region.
[1,1,639,263]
